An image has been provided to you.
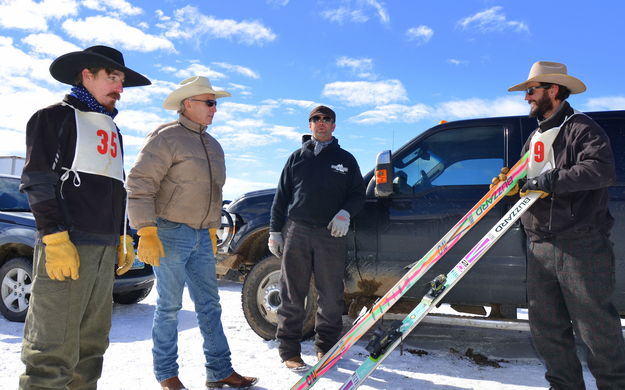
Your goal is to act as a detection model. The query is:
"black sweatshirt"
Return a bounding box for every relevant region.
[270,135,365,232]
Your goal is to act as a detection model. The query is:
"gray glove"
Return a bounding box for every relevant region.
[327,209,350,237]
[268,232,284,257]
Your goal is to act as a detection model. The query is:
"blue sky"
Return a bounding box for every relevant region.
[1,0,624,200]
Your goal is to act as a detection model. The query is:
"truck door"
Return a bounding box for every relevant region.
[374,122,525,302]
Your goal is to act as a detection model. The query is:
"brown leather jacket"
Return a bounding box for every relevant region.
[127,114,226,230]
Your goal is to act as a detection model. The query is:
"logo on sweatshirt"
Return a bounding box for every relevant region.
[331,164,348,174]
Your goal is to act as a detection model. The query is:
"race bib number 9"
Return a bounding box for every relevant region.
[533,141,544,163]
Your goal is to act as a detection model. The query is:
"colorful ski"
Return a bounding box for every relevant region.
[291,152,530,390]
[340,191,541,390]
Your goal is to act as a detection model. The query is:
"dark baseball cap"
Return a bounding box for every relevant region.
[309,105,336,122]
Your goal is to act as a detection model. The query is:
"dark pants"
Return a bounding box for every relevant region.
[20,244,116,390]
[276,220,347,360]
[527,232,625,390]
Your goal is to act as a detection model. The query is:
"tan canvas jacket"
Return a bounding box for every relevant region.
[127,114,226,229]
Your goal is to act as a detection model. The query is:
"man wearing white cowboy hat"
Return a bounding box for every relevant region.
[126,76,257,389]
[495,61,625,389]
[19,45,150,389]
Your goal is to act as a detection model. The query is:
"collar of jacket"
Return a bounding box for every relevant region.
[178,113,207,133]
[538,100,573,132]
[301,134,338,151]
[63,94,95,112]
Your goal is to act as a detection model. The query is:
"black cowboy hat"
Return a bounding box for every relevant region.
[49,45,151,87]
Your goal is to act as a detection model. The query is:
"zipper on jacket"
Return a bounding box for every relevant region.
[200,132,213,227]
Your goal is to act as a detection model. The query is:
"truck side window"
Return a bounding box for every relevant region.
[392,126,505,193]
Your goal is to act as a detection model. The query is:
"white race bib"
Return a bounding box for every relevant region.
[67,109,124,182]
[527,111,580,178]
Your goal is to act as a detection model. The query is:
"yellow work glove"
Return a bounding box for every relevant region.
[520,177,550,199]
[41,231,80,281]
[489,166,519,196]
[137,226,165,267]
[116,235,135,276]
[209,228,218,255]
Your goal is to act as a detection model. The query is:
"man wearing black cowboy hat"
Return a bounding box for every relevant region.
[19,45,150,389]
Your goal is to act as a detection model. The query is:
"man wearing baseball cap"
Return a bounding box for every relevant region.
[126,76,257,389]
[496,61,625,389]
[19,45,150,388]
[269,105,365,370]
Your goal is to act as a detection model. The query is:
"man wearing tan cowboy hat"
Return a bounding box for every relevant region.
[126,76,257,389]
[495,61,625,389]
[19,45,150,389]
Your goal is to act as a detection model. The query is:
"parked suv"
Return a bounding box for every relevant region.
[0,174,154,322]
[216,110,625,340]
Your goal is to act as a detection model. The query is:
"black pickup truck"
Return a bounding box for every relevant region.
[216,110,625,340]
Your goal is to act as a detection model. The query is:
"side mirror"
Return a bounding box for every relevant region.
[374,150,393,198]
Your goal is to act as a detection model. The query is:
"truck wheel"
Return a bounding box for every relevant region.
[113,286,153,305]
[241,255,317,340]
[0,257,33,322]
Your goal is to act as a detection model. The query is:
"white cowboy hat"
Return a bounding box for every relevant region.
[508,61,586,94]
[163,76,231,110]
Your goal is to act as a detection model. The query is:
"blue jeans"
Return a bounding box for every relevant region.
[152,218,233,382]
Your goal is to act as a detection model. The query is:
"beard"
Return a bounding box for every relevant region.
[529,92,553,119]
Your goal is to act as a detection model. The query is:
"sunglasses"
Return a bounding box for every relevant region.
[309,116,334,124]
[189,99,217,107]
[525,84,552,96]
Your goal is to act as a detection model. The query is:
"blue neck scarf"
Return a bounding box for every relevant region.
[69,85,118,118]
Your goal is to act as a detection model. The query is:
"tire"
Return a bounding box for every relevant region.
[241,255,317,340]
[113,286,153,305]
[0,256,33,322]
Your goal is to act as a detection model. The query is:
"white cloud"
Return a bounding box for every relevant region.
[227,82,253,97]
[435,97,527,119]
[119,79,178,106]
[168,63,226,80]
[448,59,468,66]
[0,0,78,32]
[81,0,142,16]
[350,97,528,124]
[279,99,317,109]
[366,0,389,25]
[213,62,260,79]
[321,0,389,25]
[266,0,289,6]
[22,33,81,57]
[163,6,276,46]
[352,103,431,124]
[115,109,168,135]
[584,96,625,111]
[268,125,302,141]
[457,6,529,34]
[322,80,408,106]
[223,176,275,201]
[336,56,375,79]
[62,16,175,52]
[0,129,28,156]
[321,7,368,24]
[406,25,433,45]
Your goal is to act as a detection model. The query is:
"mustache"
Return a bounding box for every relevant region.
[108,92,121,101]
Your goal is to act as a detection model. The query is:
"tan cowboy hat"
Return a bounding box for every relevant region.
[163,76,231,110]
[508,61,586,94]
[49,45,151,87]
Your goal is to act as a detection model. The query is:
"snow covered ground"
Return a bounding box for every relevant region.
[1,280,600,389]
